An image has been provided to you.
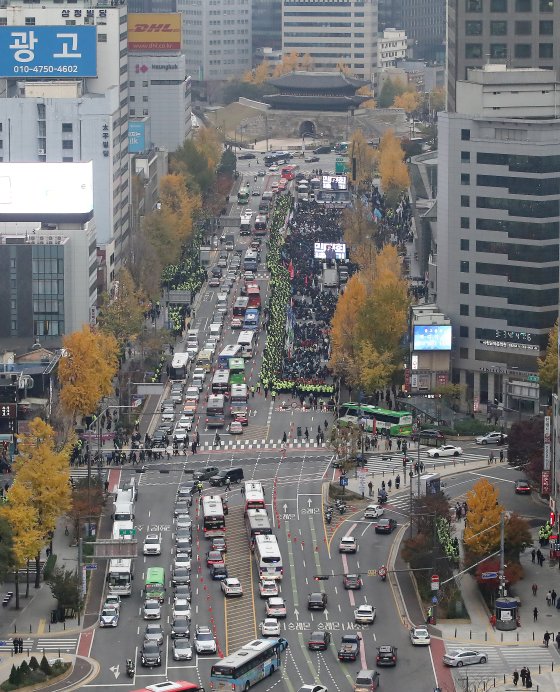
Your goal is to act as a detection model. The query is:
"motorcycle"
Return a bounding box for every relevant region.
[325,510,333,525]
[126,659,135,678]
[379,566,387,582]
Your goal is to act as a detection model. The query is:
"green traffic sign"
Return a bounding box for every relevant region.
[119,528,136,536]
[527,375,540,383]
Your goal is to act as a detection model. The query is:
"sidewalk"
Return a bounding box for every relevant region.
[0,653,96,691]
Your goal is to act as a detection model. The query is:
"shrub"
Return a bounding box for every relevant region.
[28,669,47,684]
[39,655,52,676]
[43,552,57,579]
[18,661,30,680]
[28,656,39,671]
[8,665,19,686]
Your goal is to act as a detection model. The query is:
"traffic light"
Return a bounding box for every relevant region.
[314,575,329,581]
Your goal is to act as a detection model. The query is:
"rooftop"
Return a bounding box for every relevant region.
[267,71,367,90]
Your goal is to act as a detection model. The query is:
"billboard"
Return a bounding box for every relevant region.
[0,26,97,78]
[0,162,93,220]
[314,242,346,260]
[322,175,348,191]
[413,325,452,351]
[128,121,146,154]
[128,13,181,51]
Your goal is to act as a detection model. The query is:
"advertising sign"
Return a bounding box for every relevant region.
[313,242,346,260]
[128,121,146,154]
[322,175,348,191]
[542,470,551,495]
[544,415,551,471]
[128,13,181,51]
[0,26,97,78]
[413,325,452,351]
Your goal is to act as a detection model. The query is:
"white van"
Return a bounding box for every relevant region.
[209,323,222,339]
[261,190,273,201]
[216,293,228,314]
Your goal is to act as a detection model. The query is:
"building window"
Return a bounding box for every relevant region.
[515,43,532,58]
[490,44,507,58]
[515,20,532,34]
[461,217,470,228]
[465,21,482,35]
[143,109,149,115]
[461,151,471,163]
[490,0,507,9]
[129,80,135,87]
[62,140,73,149]
[466,0,482,10]
[460,304,469,316]
[143,95,148,102]
[540,0,553,11]
[515,0,531,9]
[460,283,470,294]
[461,173,470,185]
[540,43,553,58]
[460,261,470,272]
[490,21,508,35]
[129,95,135,102]
[461,128,471,140]
[460,348,469,359]
[25,17,35,25]
[461,239,470,250]
[142,81,148,87]
[540,20,553,34]
[62,157,73,162]
[98,33,107,42]
[460,325,469,337]
[61,123,73,133]
[461,195,470,207]
[465,44,483,58]
[130,109,135,115]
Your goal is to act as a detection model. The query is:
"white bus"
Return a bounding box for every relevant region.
[245,508,273,539]
[112,520,135,541]
[211,370,230,395]
[218,344,242,368]
[244,481,266,511]
[202,495,226,537]
[107,558,133,595]
[237,331,255,359]
[230,384,248,417]
[254,534,283,580]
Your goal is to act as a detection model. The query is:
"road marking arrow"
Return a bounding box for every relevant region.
[293,608,299,619]
[324,608,329,619]
[307,498,313,507]
[109,665,120,679]
[283,503,288,512]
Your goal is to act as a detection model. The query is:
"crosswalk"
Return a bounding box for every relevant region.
[0,636,78,654]
[70,468,107,481]
[363,450,488,476]
[448,645,555,686]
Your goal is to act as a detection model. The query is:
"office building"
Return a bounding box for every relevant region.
[378,0,445,62]
[378,28,408,69]
[252,0,282,62]
[447,0,560,112]
[282,0,378,81]
[437,66,560,409]
[0,1,130,280]
[178,0,252,83]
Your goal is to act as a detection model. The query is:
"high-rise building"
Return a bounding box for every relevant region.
[252,0,282,63]
[437,66,560,409]
[0,1,130,280]
[178,0,252,83]
[378,0,445,62]
[446,0,560,112]
[378,28,408,69]
[282,0,378,81]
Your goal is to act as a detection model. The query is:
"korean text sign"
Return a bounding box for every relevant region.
[0,26,97,78]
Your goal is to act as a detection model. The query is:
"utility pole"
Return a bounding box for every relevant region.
[77,537,83,626]
[499,511,505,597]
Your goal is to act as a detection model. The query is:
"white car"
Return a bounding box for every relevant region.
[339,536,357,553]
[221,578,243,597]
[203,341,217,354]
[103,593,121,611]
[173,598,192,620]
[161,408,175,422]
[354,604,376,624]
[176,416,193,432]
[268,164,279,171]
[260,618,281,636]
[443,649,487,667]
[476,431,507,445]
[143,533,162,556]
[184,386,200,401]
[174,555,191,571]
[410,627,431,646]
[266,597,287,618]
[194,625,217,654]
[143,599,162,620]
[363,504,384,520]
[172,638,193,661]
[427,444,463,458]
[99,606,119,627]
[259,580,279,598]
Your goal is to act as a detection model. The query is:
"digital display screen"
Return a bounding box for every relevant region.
[322,175,348,191]
[314,242,346,260]
[413,325,452,351]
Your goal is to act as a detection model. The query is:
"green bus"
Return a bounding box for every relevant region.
[228,357,245,386]
[145,567,166,603]
[338,403,413,437]
[237,183,250,204]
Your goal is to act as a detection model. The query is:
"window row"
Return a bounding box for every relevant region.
[465,42,553,59]
[466,20,553,35]
[466,0,552,11]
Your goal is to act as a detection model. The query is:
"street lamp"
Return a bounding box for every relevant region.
[408,469,415,538]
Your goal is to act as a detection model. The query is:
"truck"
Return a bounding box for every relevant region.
[323,265,339,288]
[338,633,361,661]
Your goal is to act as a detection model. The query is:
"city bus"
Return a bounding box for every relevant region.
[243,308,260,331]
[338,403,413,436]
[245,508,273,539]
[170,352,189,380]
[264,151,292,167]
[246,283,261,309]
[218,344,242,367]
[280,164,298,181]
[253,215,267,236]
[243,249,258,271]
[232,296,250,317]
[228,358,245,386]
[107,558,133,596]
[237,183,250,204]
[112,520,134,541]
[132,681,203,692]
[254,534,283,580]
[237,331,255,358]
[211,370,230,395]
[244,481,266,511]
[210,639,284,692]
[202,495,226,537]
[230,384,248,418]
[144,566,166,602]
[206,394,225,427]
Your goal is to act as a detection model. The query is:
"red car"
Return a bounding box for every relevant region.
[206,550,225,568]
[515,480,531,494]
[233,412,249,426]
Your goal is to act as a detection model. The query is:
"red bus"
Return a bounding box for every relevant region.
[280,164,298,181]
[131,682,203,692]
[253,215,267,236]
[246,283,261,309]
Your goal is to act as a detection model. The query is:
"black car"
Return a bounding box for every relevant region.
[172,568,191,586]
[174,584,192,601]
[140,641,162,667]
[411,429,445,442]
[238,152,256,159]
[376,645,398,667]
[308,630,331,651]
[375,518,397,534]
[171,617,190,639]
[193,466,220,481]
[343,574,363,590]
[210,564,229,580]
[307,592,328,611]
[515,480,531,494]
[314,145,331,154]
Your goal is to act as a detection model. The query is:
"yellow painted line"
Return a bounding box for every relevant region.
[37,618,45,635]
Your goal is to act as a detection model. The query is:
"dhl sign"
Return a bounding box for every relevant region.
[128,13,182,51]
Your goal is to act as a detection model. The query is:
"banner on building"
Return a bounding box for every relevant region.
[128,14,181,51]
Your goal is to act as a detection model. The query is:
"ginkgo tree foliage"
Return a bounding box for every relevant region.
[376,129,410,207]
[538,319,558,392]
[97,268,146,351]
[463,478,504,563]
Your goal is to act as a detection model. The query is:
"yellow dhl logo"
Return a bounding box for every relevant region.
[132,23,176,32]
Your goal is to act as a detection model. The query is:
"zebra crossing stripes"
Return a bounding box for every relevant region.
[198,439,327,451]
[448,645,554,686]
[70,468,107,481]
[36,637,78,652]
[363,451,488,476]
[0,638,33,653]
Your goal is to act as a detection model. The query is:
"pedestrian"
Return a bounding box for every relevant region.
[532,583,538,597]
[520,667,527,686]
[544,630,551,647]
[531,548,536,563]
[368,481,373,497]
[533,606,539,622]
[240,484,245,496]
[12,638,17,655]
[536,548,543,565]
[104,480,110,493]
[555,631,560,649]
[546,590,552,606]
[513,669,519,686]
[552,589,557,605]
[282,431,287,443]
[304,427,309,441]
[525,668,532,689]
[225,477,231,491]
[499,449,504,463]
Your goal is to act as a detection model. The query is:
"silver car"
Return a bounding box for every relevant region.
[443,649,487,667]
[172,638,193,661]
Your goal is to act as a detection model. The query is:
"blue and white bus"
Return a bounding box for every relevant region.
[218,344,242,368]
[210,638,285,692]
[243,308,260,331]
